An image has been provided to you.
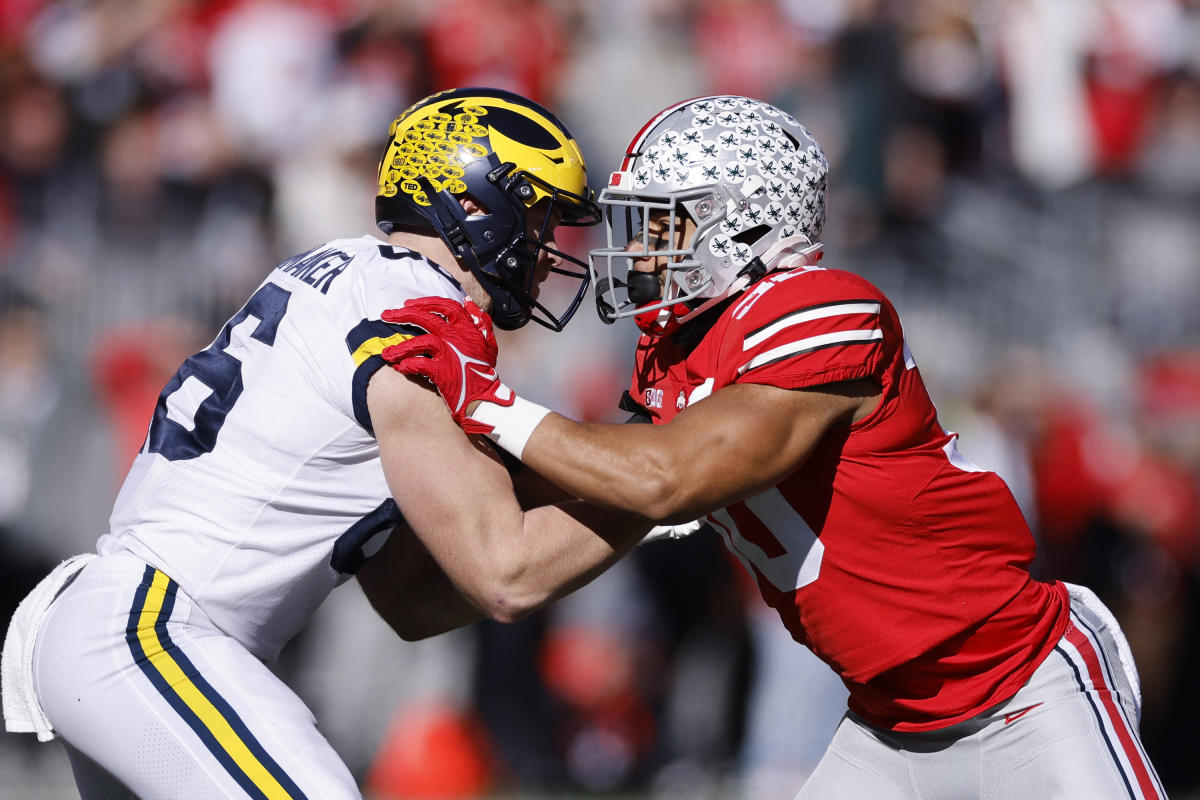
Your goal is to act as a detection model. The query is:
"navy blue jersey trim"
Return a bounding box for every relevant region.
[350,356,384,435]
[345,319,426,435]
[345,319,423,354]
[330,498,404,574]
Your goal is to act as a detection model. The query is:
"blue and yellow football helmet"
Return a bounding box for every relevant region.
[376,88,600,331]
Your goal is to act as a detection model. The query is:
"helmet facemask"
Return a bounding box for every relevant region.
[593,186,743,336]
[421,157,600,331]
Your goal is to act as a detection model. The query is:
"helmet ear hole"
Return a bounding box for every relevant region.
[732,224,771,247]
[460,194,492,216]
[779,129,801,151]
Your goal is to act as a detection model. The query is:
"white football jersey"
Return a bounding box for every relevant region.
[101,235,465,661]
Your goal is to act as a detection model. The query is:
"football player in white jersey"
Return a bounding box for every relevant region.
[1,88,656,800]
[382,96,1166,799]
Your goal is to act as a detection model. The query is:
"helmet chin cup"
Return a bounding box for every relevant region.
[481,244,537,331]
[626,272,661,305]
[628,270,683,336]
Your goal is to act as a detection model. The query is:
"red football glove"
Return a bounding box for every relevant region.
[380,297,513,435]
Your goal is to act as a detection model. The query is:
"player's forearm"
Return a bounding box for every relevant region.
[511,461,577,508]
[494,383,858,521]
[464,501,648,622]
[371,370,649,626]
[520,414,708,522]
[357,527,485,641]
[464,395,690,515]
[363,576,483,641]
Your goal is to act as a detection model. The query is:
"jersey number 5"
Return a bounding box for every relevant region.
[145,283,292,461]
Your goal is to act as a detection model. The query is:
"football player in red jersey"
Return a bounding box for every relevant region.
[383,96,1166,799]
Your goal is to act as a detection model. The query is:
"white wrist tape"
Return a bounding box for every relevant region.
[470,393,551,460]
[640,518,706,545]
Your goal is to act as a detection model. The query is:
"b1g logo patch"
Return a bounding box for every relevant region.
[644,388,665,409]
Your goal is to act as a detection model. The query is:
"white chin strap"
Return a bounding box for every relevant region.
[761,235,824,270]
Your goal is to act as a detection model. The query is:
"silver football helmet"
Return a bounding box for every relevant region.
[590,96,828,336]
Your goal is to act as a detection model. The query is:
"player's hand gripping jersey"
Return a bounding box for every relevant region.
[630,266,1069,731]
[101,236,459,662]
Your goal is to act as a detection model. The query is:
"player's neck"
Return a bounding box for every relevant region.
[385,229,492,313]
[670,296,736,354]
[387,228,453,265]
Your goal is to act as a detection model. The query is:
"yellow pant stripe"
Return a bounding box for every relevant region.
[135,571,299,800]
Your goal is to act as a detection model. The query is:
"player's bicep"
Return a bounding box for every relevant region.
[366,368,523,582]
[662,379,875,510]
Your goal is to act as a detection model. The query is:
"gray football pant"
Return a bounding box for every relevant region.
[797,586,1166,800]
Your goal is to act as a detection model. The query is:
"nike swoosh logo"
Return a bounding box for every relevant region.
[449,345,496,409]
[1004,703,1043,724]
[466,361,497,382]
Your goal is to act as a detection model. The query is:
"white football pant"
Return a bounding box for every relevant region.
[34,552,361,800]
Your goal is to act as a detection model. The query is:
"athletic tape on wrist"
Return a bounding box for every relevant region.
[471,394,551,460]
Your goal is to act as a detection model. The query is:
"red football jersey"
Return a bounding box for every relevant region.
[630,266,1069,731]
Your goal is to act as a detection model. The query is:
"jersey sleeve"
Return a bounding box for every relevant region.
[338,242,466,435]
[343,316,426,435]
[722,268,887,390]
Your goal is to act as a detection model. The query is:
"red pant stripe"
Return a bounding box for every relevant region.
[1063,622,1162,799]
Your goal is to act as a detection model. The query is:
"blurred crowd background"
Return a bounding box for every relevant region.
[2,0,1199,798]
